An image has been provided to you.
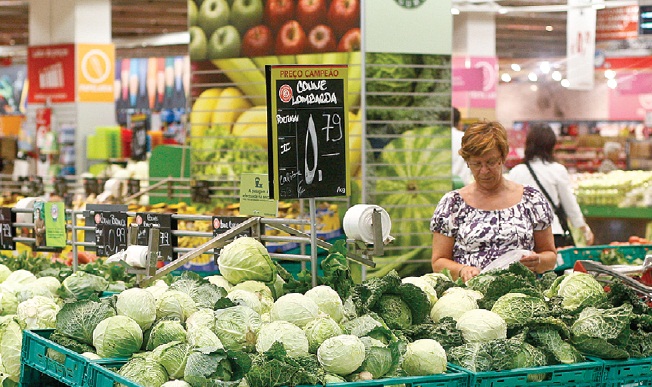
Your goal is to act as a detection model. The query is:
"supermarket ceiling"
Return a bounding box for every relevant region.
[0,0,641,61]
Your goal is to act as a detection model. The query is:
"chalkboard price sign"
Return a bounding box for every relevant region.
[0,207,15,250]
[94,211,128,257]
[135,212,177,262]
[212,216,252,263]
[266,65,350,200]
[130,113,149,162]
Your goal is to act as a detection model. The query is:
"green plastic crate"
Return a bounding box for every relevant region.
[85,362,468,387]
[599,356,652,387]
[556,244,652,272]
[321,364,469,387]
[460,360,603,387]
[20,329,90,387]
[84,360,139,387]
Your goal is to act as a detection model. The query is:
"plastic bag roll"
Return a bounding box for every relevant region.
[15,197,37,224]
[124,245,150,268]
[343,204,392,244]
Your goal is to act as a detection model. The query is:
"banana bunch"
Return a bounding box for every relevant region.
[190,86,253,138]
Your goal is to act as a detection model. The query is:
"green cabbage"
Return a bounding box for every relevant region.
[317,334,366,376]
[153,341,191,380]
[17,296,60,329]
[93,315,143,358]
[55,299,116,345]
[187,326,223,349]
[304,285,344,323]
[401,339,447,376]
[118,353,169,387]
[227,289,267,315]
[270,293,320,328]
[491,293,548,328]
[186,308,216,333]
[0,318,22,382]
[156,290,198,323]
[147,319,187,351]
[0,290,18,316]
[548,272,606,311]
[145,279,169,300]
[376,294,412,329]
[0,265,11,283]
[256,320,309,357]
[59,271,108,300]
[218,237,277,284]
[303,316,343,354]
[358,337,399,379]
[214,305,262,352]
[430,287,480,322]
[205,275,232,291]
[116,288,157,331]
[456,309,507,343]
[402,277,438,306]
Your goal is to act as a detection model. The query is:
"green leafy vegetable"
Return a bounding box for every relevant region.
[55,299,116,345]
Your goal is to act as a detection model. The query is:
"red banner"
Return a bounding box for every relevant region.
[596,6,639,41]
[27,44,75,103]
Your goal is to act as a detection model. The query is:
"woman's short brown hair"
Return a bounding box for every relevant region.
[459,120,509,161]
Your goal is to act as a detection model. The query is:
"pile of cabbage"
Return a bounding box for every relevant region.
[0,262,124,385]
[48,237,652,387]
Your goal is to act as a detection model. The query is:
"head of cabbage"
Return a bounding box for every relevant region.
[456,309,507,343]
[93,315,143,358]
[215,305,262,352]
[218,237,277,285]
[116,288,157,331]
[270,293,320,328]
[256,320,309,357]
[430,287,481,322]
[303,316,343,354]
[304,285,344,323]
[401,339,447,376]
[317,335,366,376]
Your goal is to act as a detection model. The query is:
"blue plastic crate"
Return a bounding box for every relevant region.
[599,356,652,387]
[20,329,90,387]
[459,360,603,387]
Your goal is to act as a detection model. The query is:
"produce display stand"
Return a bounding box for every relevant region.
[459,359,603,387]
[580,205,652,246]
[556,243,652,272]
[20,329,115,387]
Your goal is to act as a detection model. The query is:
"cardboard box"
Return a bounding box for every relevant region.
[0,137,17,160]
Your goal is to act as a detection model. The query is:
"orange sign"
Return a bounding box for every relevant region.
[77,43,115,102]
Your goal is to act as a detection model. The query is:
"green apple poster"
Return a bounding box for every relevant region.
[44,202,66,247]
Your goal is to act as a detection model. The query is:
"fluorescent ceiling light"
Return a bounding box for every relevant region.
[501,73,512,82]
[528,72,538,82]
[552,71,562,81]
[511,63,521,71]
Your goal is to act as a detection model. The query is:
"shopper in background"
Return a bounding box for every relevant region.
[431,120,557,282]
[599,141,623,173]
[451,107,473,185]
[508,124,594,248]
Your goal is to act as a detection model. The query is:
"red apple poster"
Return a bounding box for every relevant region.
[27,44,75,103]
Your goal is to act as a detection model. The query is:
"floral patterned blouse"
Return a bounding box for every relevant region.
[430,185,553,269]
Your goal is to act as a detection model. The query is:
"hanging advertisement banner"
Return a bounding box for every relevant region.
[27,44,76,103]
[366,0,452,54]
[77,43,115,102]
[452,56,498,109]
[567,0,596,90]
[596,6,638,41]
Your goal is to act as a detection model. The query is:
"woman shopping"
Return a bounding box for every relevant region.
[508,124,594,248]
[430,121,557,282]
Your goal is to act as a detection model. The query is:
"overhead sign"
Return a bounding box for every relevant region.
[77,43,115,102]
[27,44,75,103]
[596,6,638,41]
[266,64,350,200]
[567,0,596,90]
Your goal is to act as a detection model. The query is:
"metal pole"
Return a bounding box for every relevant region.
[309,198,318,288]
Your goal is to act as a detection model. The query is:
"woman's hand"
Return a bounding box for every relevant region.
[582,225,594,246]
[459,265,480,282]
[520,253,540,273]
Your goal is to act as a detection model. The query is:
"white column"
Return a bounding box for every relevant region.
[28,0,114,174]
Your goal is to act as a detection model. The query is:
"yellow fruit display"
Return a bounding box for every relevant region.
[189,88,222,137]
[348,110,363,177]
[210,87,252,133]
[231,105,268,148]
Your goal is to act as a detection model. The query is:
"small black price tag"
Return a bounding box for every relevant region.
[94,211,128,257]
[0,207,15,250]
